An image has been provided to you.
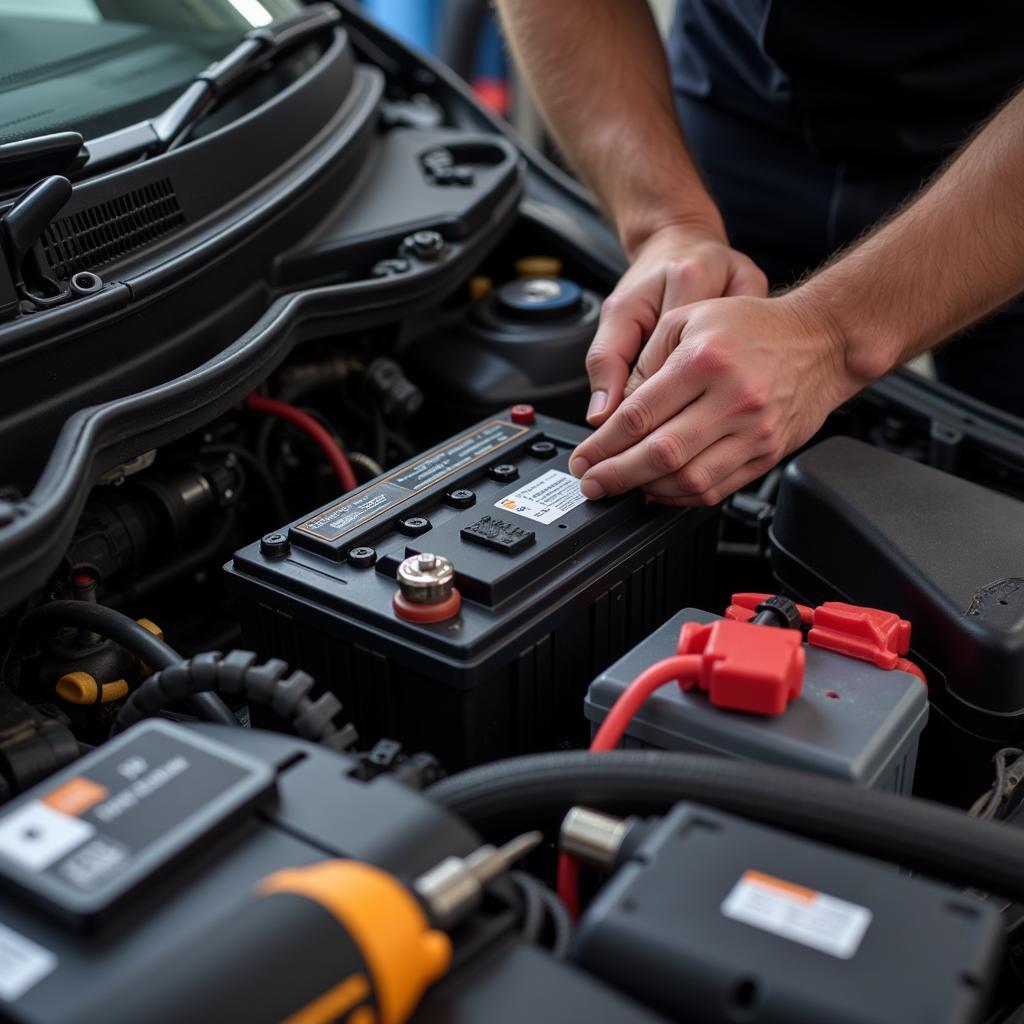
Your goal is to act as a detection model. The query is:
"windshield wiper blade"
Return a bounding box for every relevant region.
[84,2,341,174]
[0,132,87,190]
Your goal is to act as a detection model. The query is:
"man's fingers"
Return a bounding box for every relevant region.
[724,258,769,298]
[584,289,658,425]
[642,435,777,506]
[573,393,720,497]
[622,305,693,399]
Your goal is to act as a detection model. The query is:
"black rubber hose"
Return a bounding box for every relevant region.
[428,750,1024,902]
[111,650,357,751]
[18,601,236,727]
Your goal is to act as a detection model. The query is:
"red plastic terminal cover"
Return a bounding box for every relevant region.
[807,602,911,669]
[677,618,805,716]
[510,404,535,425]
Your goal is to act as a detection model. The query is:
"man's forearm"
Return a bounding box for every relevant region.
[794,87,1024,383]
[494,0,721,255]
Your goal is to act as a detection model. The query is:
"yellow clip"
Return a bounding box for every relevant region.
[56,672,130,705]
[136,618,164,640]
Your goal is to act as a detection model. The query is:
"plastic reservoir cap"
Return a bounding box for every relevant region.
[495,278,583,321]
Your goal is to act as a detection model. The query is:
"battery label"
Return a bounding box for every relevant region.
[495,469,588,525]
[297,420,528,543]
[721,870,872,960]
[0,722,275,920]
[0,923,56,1002]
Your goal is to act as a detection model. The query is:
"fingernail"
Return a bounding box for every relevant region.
[580,477,605,500]
[569,456,590,478]
[587,391,607,421]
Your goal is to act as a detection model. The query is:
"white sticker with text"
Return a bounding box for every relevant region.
[722,870,872,960]
[495,469,588,525]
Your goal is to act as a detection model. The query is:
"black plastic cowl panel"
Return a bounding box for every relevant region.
[770,437,1024,731]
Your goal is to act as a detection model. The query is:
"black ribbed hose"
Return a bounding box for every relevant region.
[112,650,357,751]
[17,601,236,727]
[428,750,1024,901]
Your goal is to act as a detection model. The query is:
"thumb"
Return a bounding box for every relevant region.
[584,292,654,425]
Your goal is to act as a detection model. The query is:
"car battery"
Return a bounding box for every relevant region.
[226,410,716,768]
[585,609,928,792]
[573,803,1003,1024]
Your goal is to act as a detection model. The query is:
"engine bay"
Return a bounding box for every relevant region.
[1,5,1024,1023]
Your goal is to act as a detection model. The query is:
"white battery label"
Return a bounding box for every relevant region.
[0,923,57,1001]
[721,870,872,960]
[0,801,95,873]
[494,469,588,525]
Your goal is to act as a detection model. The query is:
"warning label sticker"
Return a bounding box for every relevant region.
[298,420,528,543]
[0,723,274,920]
[0,923,56,1002]
[721,870,872,960]
[495,469,588,525]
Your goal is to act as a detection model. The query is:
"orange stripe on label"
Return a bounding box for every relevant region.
[43,777,108,816]
[282,974,371,1024]
[743,870,818,904]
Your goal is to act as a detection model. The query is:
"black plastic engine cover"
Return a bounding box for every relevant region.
[770,437,1024,741]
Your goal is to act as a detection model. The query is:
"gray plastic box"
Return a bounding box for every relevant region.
[584,609,928,793]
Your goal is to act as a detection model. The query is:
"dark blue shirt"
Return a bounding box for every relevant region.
[668,1,1024,170]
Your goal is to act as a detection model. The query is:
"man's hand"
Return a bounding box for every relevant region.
[584,222,767,424]
[569,294,863,506]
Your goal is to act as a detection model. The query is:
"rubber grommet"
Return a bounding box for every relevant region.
[393,588,462,623]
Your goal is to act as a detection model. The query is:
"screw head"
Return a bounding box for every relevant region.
[490,463,519,484]
[347,546,377,569]
[260,532,290,558]
[399,516,432,537]
[445,488,476,509]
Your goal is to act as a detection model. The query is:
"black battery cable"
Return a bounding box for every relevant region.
[428,749,1024,905]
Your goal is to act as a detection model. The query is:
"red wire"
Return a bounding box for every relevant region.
[245,394,358,493]
[557,654,703,918]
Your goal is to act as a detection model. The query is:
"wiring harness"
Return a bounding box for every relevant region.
[113,650,358,750]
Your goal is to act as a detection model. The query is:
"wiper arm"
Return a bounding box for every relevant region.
[85,2,341,174]
[0,133,87,191]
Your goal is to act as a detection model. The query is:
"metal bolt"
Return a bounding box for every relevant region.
[397,552,455,605]
[403,230,445,261]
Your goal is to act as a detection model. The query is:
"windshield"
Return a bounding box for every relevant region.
[0,0,304,144]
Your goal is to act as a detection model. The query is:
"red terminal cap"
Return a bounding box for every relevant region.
[393,588,462,624]
[677,618,805,716]
[510,403,535,425]
[808,602,912,670]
